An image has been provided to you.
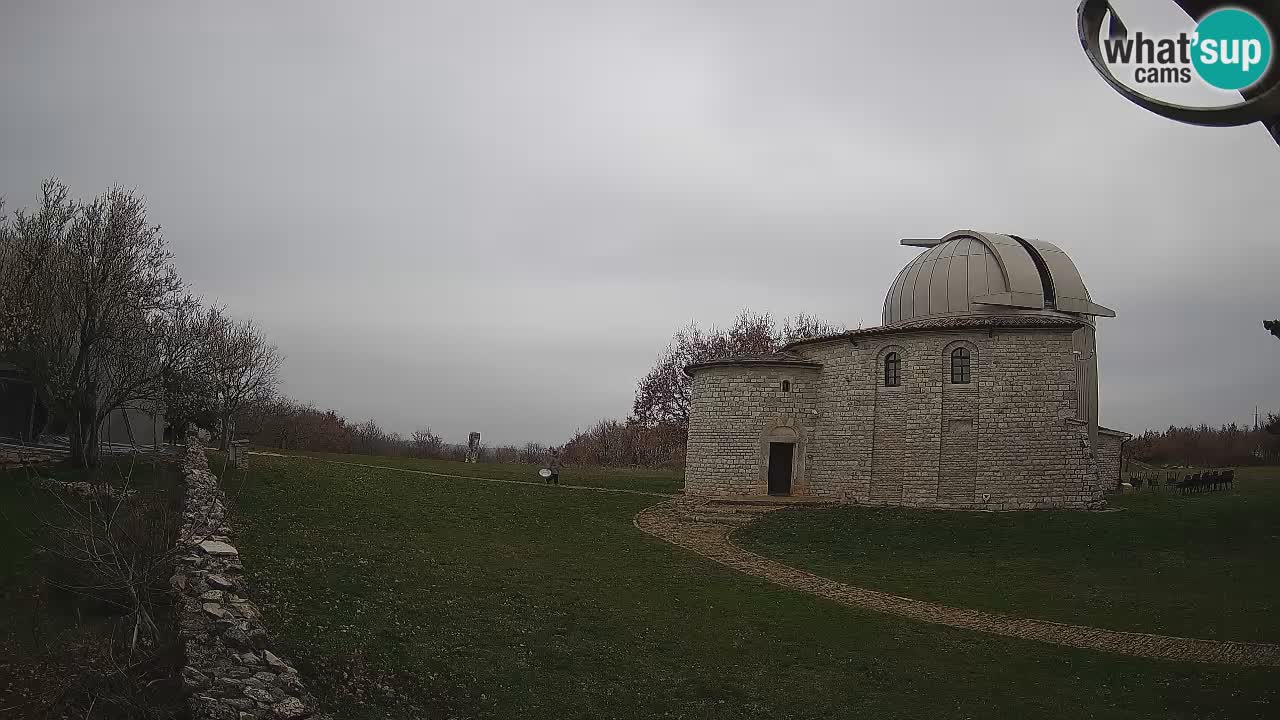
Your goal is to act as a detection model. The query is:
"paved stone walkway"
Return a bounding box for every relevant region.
[634,500,1280,667]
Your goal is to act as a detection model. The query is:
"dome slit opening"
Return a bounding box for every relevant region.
[1010,234,1056,309]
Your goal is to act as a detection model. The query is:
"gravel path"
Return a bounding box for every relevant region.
[634,500,1280,667]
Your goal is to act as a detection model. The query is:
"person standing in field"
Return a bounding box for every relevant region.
[547,447,562,485]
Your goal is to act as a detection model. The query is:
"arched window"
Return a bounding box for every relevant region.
[951,347,971,384]
[781,380,791,392]
[884,352,900,387]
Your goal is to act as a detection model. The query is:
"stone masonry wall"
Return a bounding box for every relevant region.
[686,327,1107,510]
[938,369,980,506]
[966,331,1096,510]
[685,365,819,496]
[171,440,329,720]
[1096,430,1126,494]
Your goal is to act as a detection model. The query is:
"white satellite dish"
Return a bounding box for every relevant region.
[538,468,552,478]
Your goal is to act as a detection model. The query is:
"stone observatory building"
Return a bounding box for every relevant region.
[684,230,1128,511]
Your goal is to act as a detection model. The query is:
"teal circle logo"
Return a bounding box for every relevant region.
[1191,8,1272,90]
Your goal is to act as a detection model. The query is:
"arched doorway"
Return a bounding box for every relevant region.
[765,425,799,496]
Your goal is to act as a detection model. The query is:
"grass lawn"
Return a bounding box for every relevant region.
[0,455,184,718]
[223,454,1278,720]
[737,467,1280,644]
[266,450,685,494]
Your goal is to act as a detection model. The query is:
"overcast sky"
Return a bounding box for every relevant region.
[2,0,1277,445]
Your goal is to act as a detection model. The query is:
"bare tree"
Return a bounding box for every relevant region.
[238,397,356,453]
[631,309,844,430]
[9,460,187,717]
[0,181,183,467]
[208,311,282,450]
[411,427,444,458]
[520,441,546,464]
[41,482,178,654]
[352,418,386,456]
[782,312,845,343]
[155,294,222,433]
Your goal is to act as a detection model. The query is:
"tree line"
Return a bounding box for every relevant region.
[0,180,282,467]
[1127,416,1280,467]
[1126,322,1280,468]
[227,308,845,468]
[232,397,555,464]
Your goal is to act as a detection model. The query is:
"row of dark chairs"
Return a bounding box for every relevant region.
[1176,469,1234,494]
[1126,471,1172,491]
[1123,468,1235,494]
[1127,470,1186,491]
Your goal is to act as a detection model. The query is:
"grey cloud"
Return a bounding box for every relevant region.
[2,0,1277,444]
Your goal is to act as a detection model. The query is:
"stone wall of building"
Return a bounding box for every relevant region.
[1095,429,1127,494]
[685,327,1108,510]
[171,440,329,720]
[685,364,819,496]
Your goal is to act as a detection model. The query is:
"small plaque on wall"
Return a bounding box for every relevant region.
[949,419,974,432]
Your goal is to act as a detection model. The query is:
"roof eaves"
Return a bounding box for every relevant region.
[781,315,1086,351]
[683,354,823,377]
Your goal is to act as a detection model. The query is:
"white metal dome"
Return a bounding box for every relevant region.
[882,230,1114,326]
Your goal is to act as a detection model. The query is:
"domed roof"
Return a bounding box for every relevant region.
[883,230,1115,326]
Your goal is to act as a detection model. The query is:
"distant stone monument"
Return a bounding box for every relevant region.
[466,432,481,463]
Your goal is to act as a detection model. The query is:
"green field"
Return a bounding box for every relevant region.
[737,467,1280,644]
[254,450,685,495]
[221,454,1279,720]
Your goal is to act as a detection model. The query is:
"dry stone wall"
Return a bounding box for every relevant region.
[171,440,329,720]
[686,327,1108,510]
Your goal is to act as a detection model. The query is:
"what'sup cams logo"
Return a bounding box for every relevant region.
[1078,1,1280,144]
[1102,7,1272,89]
